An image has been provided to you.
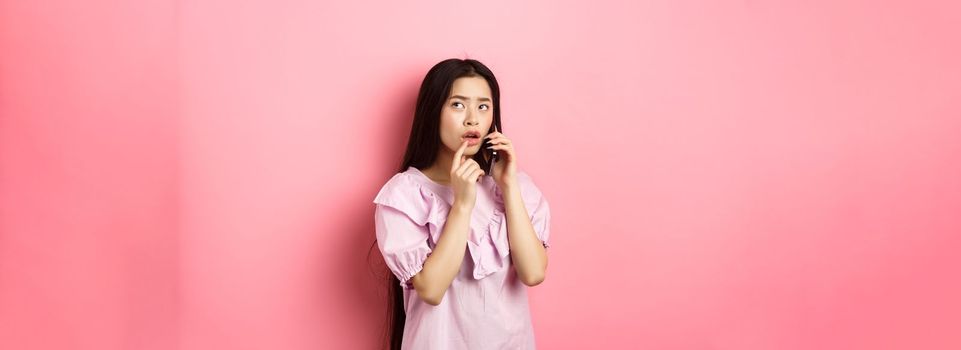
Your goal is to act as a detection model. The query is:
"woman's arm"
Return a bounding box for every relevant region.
[503,183,548,286]
[410,203,472,305]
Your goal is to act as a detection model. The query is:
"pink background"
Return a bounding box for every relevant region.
[2,0,960,349]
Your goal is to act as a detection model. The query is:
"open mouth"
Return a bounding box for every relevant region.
[462,131,482,145]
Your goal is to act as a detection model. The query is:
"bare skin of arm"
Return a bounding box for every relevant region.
[502,182,548,286]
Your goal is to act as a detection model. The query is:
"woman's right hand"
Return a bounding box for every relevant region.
[450,140,485,211]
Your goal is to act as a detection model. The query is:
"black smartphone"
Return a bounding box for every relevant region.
[486,125,499,174]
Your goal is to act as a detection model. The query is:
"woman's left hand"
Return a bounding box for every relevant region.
[484,131,518,188]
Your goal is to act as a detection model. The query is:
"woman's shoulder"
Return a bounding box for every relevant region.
[374,170,421,203]
[372,168,438,225]
[514,169,546,200]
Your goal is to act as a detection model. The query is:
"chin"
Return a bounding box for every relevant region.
[449,144,479,154]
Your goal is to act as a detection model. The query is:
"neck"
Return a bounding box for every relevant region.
[422,148,490,185]
[423,148,457,185]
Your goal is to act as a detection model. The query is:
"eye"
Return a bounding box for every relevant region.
[479,104,490,111]
[451,102,464,109]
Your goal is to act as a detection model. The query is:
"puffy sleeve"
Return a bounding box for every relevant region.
[373,174,435,288]
[517,171,552,249]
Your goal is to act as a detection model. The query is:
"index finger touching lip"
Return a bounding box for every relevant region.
[452,140,469,172]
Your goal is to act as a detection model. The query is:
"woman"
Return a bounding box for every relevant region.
[372,58,552,349]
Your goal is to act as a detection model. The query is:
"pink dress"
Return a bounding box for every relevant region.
[373,166,551,349]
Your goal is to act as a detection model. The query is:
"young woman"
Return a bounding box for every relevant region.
[372,58,551,349]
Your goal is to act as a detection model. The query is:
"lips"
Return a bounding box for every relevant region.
[461,130,482,146]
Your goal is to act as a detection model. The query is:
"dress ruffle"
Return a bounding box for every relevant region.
[374,170,514,280]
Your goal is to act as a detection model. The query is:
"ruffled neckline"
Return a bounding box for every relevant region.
[402,166,509,279]
[404,166,502,200]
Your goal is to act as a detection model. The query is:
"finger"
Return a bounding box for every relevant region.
[457,159,479,178]
[484,131,502,139]
[469,168,485,182]
[459,163,479,180]
[451,140,469,173]
[461,159,479,176]
[486,145,514,161]
[486,136,510,146]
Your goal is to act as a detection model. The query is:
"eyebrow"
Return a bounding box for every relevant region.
[448,95,492,102]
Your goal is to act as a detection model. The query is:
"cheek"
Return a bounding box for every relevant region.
[439,108,453,126]
[438,110,459,147]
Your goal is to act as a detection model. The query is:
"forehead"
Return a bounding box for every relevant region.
[449,76,492,100]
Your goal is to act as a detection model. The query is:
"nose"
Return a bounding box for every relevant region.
[464,111,478,126]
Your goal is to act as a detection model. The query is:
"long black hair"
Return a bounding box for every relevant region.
[375,58,502,350]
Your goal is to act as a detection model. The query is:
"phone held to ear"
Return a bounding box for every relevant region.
[486,125,499,175]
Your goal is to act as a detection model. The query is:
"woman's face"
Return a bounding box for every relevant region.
[438,76,494,157]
